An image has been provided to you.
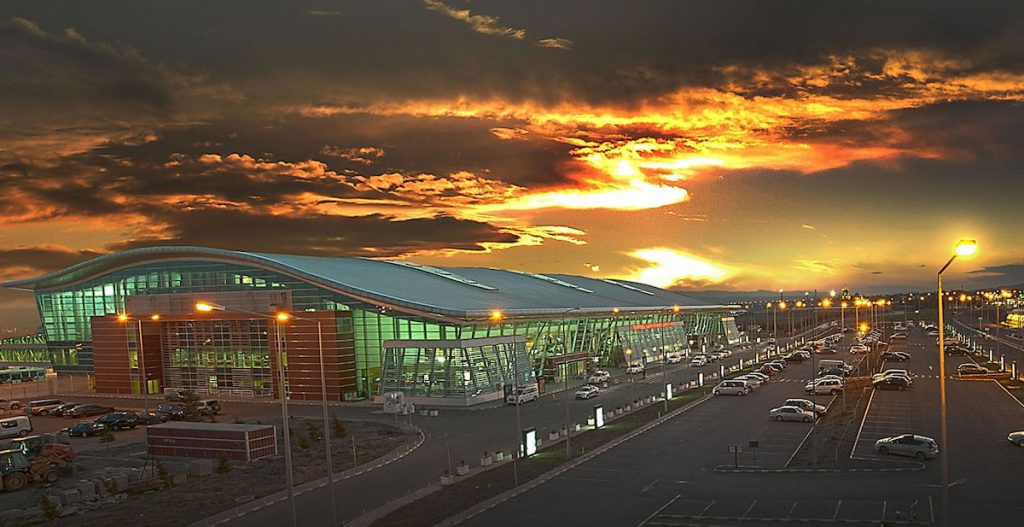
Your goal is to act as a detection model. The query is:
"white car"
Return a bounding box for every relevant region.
[689,356,708,367]
[1008,431,1024,447]
[625,364,645,375]
[666,353,683,364]
[719,349,733,358]
[849,344,868,354]
[769,406,815,422]
[713,380,750,396]
[575,385,600,399]
[586,371,611,384]
[875,434,939,460]
[746,372,770,382]
[0,399,22,411]
[785,398,827,414]
[805,378,844,395]
[736,375,763,388]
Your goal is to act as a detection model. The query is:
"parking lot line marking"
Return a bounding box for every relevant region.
[929,496,935,524]
[786,501,799,520]
[697,500,716,518]
[850,387,877,460]
[832,500,842,521]
[741,500,758,519]
[881,500,887,521]
[991,379,1024,409]
[636,494,680,527]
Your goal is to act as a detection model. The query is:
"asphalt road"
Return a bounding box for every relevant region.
[457,325,1024,527]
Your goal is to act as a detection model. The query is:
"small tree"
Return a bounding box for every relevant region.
[305,420,322,441]
[40,495,58,520]
[331,416,346,438]
[215,455,232,474]
[99,427,115,443]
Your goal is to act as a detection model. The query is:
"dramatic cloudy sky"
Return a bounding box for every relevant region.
[2,1,1024,330]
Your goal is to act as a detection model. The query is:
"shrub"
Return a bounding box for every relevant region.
[156,460,173,489]
[331,416,346,438]
[99,428,115,443]
[306,421,322,441]
[40,495,58,520]
[215,455,232,474]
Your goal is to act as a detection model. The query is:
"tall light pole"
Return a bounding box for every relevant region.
[195,302,299,527]
[117,313,159,415]
[560,306,582,461]
[937,239,978,527]
[840,301,847,331]
[490,309,521,486]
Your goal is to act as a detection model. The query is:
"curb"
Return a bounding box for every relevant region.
[714,462,926,474]
[435,394,714,527]
[189,422,426,527]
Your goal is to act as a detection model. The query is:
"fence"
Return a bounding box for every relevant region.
[0,374,94,408]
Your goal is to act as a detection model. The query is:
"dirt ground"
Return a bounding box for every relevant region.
[0,418,418,527]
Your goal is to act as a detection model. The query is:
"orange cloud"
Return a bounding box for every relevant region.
[618,247,734,288]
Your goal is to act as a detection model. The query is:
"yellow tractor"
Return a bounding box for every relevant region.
[0,449,69,492]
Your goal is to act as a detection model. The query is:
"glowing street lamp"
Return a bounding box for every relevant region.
[937,238,976,527]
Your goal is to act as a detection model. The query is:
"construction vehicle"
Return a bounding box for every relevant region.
[0,449,70,492]
[7,432,75,463]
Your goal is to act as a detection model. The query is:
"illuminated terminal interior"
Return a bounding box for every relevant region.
[2,247,735,405]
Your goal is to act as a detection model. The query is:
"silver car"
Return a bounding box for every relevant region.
[1008,431,1024,447]
[784,398,826,414]
[875,434,939,460]
[769,406,815,422]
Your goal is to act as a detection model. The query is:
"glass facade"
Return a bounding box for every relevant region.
[26,257,729,401]
[380,337,530,401]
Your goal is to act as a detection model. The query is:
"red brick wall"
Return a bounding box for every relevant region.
[90,316,133,394]
[270,312,356,401]
[140,332,163,392]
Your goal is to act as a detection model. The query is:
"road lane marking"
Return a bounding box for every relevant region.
[741,500,758,519]
[786,501,799,519]
[833,500,842,521]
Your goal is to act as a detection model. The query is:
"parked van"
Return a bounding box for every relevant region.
[712,380,750,396]
[0,416,32,439]
[506,385,540,405]
[24,399,64,416]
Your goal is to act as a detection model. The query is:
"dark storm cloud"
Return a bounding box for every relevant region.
[8,1,1024,108]
[107,208,518,258]
[0,246,104,279]
[967,264,1024,288]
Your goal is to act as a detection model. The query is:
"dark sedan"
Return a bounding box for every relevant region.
[135,411,169,425]
[65,404,116,418]
[95,412,138,431]
[65,421,107,437]
[881,352,909,362]
[873,376,910,390]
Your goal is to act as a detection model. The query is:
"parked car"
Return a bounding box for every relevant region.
[873,376,910,390]
[65,405,115,419]
[957,363,989,376]
[156,403,186,420]
[706,353,722,363]
[666,353,683,364]
[767,360,787,370]
[820,367,848,378]
[719,349,733,358]
[758,365,777,376]
[875,434,939,460]
[945,346,970,356]
[890,333,908,340]
[849,344,868,354]
[881,351,909,362]
[0,399,22,411]
[506,385,540,405]
[135,411,169,425]
[735,375,763,388]
[65,421,107,438]
[49,403,82,417]
[782,353,806,363]
[689,356,708,367]
[805,378,844,395]
[784,398,826,414]
[95,412,138,431]
[164,389,193,402]
[0,416,32,439]
[1007,431,1024,448]
[194,400,222,415]
[769,406,815,422]
[712,380,750,396]
[625,364,645,375]
[24,399,64,416]
[575,385,600,399]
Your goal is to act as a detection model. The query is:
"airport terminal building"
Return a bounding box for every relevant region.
[2,247,733,406]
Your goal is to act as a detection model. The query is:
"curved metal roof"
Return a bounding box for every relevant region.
[1,246,723,320]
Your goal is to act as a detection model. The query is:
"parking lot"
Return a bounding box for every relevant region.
[640,496,933,526]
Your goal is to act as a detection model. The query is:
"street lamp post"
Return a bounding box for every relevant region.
[195,302,299,527]
[561,307,582,460]
[937,239,977,527]
[117,313,160,416]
